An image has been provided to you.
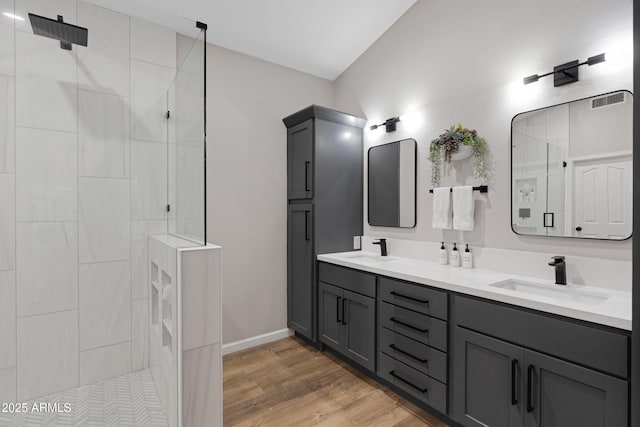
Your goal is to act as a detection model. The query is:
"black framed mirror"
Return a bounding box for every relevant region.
[368,138,417,228]
[511,90,633,240]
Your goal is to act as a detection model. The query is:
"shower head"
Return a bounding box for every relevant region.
[28,13,87,50]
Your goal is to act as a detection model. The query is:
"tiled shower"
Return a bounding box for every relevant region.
[0,0,207,424]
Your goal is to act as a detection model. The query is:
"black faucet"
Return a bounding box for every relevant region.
[372,238,388,256]
[548,256,567,285]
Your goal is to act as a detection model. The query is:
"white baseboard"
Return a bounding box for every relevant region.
[222,328,294,355]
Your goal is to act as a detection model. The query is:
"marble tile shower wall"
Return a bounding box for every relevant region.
[0,0,177,402]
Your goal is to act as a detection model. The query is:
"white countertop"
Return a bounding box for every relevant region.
[317,251,632,331]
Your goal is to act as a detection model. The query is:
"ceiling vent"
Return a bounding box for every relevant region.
[591,92,626,109]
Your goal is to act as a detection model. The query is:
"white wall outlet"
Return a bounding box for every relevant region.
[353,236,361,250]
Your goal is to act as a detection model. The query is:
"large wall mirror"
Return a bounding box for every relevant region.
[511,90,632,240]
[368,138,416,228]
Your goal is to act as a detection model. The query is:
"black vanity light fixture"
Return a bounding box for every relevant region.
[523,53,606,87]
[370,116,400,132]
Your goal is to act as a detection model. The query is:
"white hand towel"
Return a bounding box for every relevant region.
[453,186,474,231]
[432,187,452,229]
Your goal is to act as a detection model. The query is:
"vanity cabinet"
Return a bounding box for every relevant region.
[452,295,629,427]
[284,106,366,341]
[315,258,631,426]
[318,263,376,371]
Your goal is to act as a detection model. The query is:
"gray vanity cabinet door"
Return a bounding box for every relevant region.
[523,350,628,427]
[318,281,343,349]
[318,283,375,372]
[287,204,314,339]
[287,119,313,200]
[342,289,376,372]
[454,327,524,427]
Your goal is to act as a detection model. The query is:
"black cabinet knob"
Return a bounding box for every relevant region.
[575,226,582,232]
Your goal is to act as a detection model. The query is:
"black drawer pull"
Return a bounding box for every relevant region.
[336,296,341,323]
[389,344,428,364]
[390,291,429,304]
[342,298,347,325]
[304,211,310,241]
[304,161,310,191]
[389,317,429,334]
[527,365,535,413]
[511,359,519,405]
[389,370,428,394]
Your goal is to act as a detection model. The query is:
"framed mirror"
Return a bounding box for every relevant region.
[368,138,416,228]
[511,90,632,240]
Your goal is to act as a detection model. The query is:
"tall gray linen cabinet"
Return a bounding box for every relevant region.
[283,105,366,341]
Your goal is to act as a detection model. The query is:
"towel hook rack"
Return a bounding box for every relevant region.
[429,185,488,194]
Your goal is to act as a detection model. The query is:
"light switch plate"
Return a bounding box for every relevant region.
[353,236,361,250]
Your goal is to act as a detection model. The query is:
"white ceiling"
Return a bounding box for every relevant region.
[87,0,417,80]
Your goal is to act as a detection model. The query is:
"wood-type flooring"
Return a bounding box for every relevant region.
[223,336,450,426]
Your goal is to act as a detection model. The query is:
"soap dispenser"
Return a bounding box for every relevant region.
[438,242,448,265]
[462,244,473,269]
[450,243,460,267]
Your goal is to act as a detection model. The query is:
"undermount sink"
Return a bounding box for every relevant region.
[342,253,396,264]
[490,279,609,305]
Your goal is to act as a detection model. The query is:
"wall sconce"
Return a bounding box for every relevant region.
[370,116,400,132]
[523,53,605,86]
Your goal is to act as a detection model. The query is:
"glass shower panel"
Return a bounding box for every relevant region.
[512,136,548,235]
[512,104,569,237]
[546,143,567,236]
[167,31,206,245]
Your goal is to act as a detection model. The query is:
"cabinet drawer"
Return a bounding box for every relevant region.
[379,277,448,320]
[378,351,447,414]
[455,295,629,378]
[379,327,447,383]
[379,302,447,351]
[318,262,376,298]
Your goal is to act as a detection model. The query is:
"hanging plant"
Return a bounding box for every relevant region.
[429,123,489,186]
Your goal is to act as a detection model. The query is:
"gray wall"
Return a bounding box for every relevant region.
[205,44,333,344]
[334,0,632,261]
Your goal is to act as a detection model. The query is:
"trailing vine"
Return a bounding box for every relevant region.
[429,124,489,186]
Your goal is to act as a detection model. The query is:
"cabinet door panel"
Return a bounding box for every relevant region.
[453,327,524,427]
[318,281,343,349]
[287,204,314,339]
[343,289,375,372]
[524,350,628,427]
[287,120,313,200]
